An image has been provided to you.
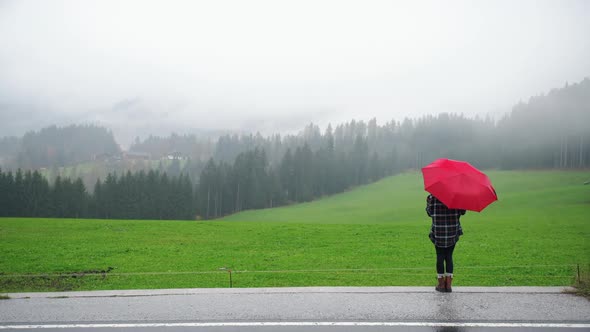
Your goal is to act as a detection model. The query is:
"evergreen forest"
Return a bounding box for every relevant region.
[0,79,588,220]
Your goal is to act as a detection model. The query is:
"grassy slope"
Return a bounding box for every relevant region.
[1,170,588,291]
[221,172,425,224]
[221,170,590,225]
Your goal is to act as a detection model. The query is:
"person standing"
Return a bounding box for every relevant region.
[426,194,465,292]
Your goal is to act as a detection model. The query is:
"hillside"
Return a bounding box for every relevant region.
[220,170,590,224]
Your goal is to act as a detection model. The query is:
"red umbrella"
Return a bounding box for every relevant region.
[421,158,498,212]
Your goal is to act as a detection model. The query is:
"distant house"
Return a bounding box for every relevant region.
[165,151,186,160]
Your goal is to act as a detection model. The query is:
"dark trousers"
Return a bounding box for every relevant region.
[435,245,455,274]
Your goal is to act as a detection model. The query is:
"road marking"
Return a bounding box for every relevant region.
[1,322,589,329]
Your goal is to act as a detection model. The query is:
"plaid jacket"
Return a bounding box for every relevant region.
[426,194,465,248]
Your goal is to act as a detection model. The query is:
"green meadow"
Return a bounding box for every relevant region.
[1,170,589,292]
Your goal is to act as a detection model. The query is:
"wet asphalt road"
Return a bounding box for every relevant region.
[0,327,587,332]
[1,287,589,331]
[0,325,586,332]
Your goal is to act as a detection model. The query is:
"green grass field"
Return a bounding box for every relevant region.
[1,170,589,292]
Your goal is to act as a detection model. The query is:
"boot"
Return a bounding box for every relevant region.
[445,275,453,293]
[435,277,445,292]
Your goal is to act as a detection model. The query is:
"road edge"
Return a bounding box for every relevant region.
[3,286,577,299]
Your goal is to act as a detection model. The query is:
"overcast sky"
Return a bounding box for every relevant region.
[1,0,589,146]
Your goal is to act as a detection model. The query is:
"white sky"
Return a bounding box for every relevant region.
[0,0,589,145]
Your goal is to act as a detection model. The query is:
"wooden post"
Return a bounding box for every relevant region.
[206,185,210,219]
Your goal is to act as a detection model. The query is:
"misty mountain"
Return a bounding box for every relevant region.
[200,78,590,171]
[1,77,589,173]
[497,77,590,168]
[15,125,120,169]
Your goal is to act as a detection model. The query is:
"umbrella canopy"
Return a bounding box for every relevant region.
[422,158,498,212]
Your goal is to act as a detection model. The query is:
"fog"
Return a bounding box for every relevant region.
[1,0,589,146]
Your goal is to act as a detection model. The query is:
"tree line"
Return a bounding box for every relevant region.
[0,168,88,218]
[0,168,194,220]
[0,132,391,220]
